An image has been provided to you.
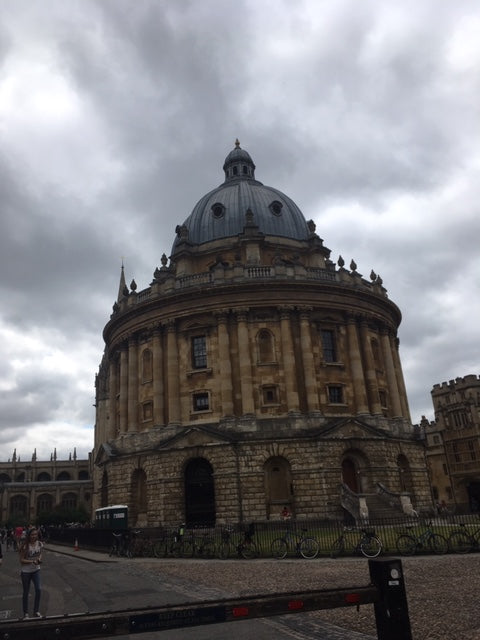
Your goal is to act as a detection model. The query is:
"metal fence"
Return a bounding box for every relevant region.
[47,512,480,559]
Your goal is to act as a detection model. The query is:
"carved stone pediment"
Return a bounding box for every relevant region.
[94,442,119,466]
[156,426,234,450]
[317,418,389,440]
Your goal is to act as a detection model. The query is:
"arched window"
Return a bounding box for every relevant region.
[37,472,51,482]
[0,473,11,483]
[257,329,275,363]
[78,470,89,480]
[397,454,413,493]
[61,492,77,510]
[57,471,71,481]
[15,472,25,482]
[184,459,215,527]
[37,493,53,514]
[264,456,292,520]
[10,494,27,517]
[142,349,153,382]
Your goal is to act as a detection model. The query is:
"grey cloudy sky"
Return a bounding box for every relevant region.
[1,0,479,461]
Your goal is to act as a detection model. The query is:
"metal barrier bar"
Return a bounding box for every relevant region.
[0,559,412,639]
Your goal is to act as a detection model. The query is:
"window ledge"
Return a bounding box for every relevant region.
[187,368,213,377]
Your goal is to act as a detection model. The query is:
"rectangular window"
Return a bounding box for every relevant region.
[321,329,337,363]
[262,386,278,405]
[191,336,207,369]
[192,392,209,412]
[378,390,387,408]
[442,463,448,475]
[327,385,343,404]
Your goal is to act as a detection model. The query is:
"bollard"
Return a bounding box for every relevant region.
[368,558,412,640]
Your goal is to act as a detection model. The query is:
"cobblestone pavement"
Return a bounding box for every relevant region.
[130,554,480,640]
[45,545,480,639]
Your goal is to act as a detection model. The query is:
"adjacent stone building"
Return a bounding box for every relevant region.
[93,140,433,527]
[0,449,92,524]
[423,374,480,512]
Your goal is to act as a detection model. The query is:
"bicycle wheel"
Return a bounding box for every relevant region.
[429,533,448,554]
[241,540,258,559]
[217,541,231,559]
[181,539,195,558]
[271,538,288,559]
[396,534,416,556]
[299,537,319,559]
[448,531,472,554]
[360,536,382,558]
[330,537,345,559]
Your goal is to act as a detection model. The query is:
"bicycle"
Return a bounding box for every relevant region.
[129,530,163,558]
[330,527,382,559]
[396,521,448,556]
[271,527,319,559]
[109,531,133,558]
[191,530,216,558]
[448,521,480,553]
[235,523,258,559]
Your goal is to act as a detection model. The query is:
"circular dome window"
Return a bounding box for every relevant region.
[269,201,283,216]
[211,203,225,219]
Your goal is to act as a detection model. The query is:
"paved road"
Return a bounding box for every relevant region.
[0,544,375,639]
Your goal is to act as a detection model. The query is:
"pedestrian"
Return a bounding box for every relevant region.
[19,528,43,619]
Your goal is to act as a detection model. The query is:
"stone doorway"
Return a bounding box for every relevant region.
[184,458,215,527]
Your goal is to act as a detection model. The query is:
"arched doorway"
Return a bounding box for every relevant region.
[184,459,215,527]
[397,455,413,493]
[264,456,293,519]
[342,458,359,493]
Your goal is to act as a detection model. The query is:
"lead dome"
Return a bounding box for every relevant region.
[171,140,311,253]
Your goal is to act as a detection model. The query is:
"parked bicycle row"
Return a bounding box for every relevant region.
[106,517,480,560]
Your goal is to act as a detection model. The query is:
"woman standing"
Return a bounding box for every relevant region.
[19,528,43,619]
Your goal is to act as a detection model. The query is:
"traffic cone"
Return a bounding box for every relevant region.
[74,538,79,551]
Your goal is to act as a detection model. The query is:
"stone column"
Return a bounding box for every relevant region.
[108,357,117,439]
[152,326,165,426]
[298,307,319,413]
[216,311,234,416]
[279,306,299,412]
[346,316,369,414]
[236,309,255,415]
[381,329,402,418]
[359,321,382,415]
[166,319,181,424]
[119,345,128,434]
[392,337,411,420]
[127,335,138,432]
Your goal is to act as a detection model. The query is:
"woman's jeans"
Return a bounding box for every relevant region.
[21,570,41,614]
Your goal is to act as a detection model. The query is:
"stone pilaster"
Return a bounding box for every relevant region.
[216,311,234,416]
[127,335,138,432]
[298,307,319,413]
[152,326,165,426]
[119,345,128,434]
[166,319,181,424]
[346,316,369,414]
[381,329,402,418]
[279,306,300,412]
[108,357,117,439]
[359,320,382,415]
[235,309,254,415]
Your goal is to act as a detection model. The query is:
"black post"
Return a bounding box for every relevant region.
[368,557,413,640]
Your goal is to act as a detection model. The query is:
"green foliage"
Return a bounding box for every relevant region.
[36,503,90,527]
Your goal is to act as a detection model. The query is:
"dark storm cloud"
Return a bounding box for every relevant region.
[0,0,478,458]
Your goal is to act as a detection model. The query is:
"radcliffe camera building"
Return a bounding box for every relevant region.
[93,140,432,527]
